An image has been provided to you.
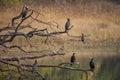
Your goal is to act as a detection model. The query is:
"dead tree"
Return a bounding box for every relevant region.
[0,6,94,80]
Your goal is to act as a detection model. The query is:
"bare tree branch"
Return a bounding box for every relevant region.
[0,5,94,80]
[0,58,90,80]
[15,10,33,32]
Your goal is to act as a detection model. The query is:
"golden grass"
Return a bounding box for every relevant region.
[0,1,120,58]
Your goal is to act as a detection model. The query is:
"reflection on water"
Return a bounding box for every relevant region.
[96,56,120,80]
[0,44,120,80]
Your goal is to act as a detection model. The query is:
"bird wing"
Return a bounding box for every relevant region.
[71,56,75,62]
[65,21,70,28]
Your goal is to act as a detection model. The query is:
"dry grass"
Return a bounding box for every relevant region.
[0,0,120,57]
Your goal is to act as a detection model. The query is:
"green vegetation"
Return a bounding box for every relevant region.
[0,55,120,80]
[96,57,120,80]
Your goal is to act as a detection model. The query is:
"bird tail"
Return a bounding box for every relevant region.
[91,69,94,72]
[70,63,73,65]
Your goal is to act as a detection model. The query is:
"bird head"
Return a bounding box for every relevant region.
[82,33,84,36]
[35,60,37,63]
[67,18,70,21]
[23,4,28,10]
[73,53,75,55]
[91,58,94,61]
[25,6,28,10]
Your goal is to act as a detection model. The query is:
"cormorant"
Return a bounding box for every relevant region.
[70,53,75,65]
[0,39,2,42]
[81,33,85,43]
[21,6,28,19]
[65,18,70,32]
[32,60,38,73]
[89,58,95,72]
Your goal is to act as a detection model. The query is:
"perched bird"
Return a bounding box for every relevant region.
[21,6,28,19]
[89,58,95,72]
[70,53,75,65]
[65,18,70,32]
[81,33,85,44]
[0,66,2,71]
[0,39,2,42]
[32,60,38,73]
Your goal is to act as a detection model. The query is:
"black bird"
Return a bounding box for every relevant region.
[81,33,85,43]
[32,60,38,73]
[21,6,28,19]
[65,18,70,32]
[0,39,2,42]
[89,58,95,72]
[70,53,75,65]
